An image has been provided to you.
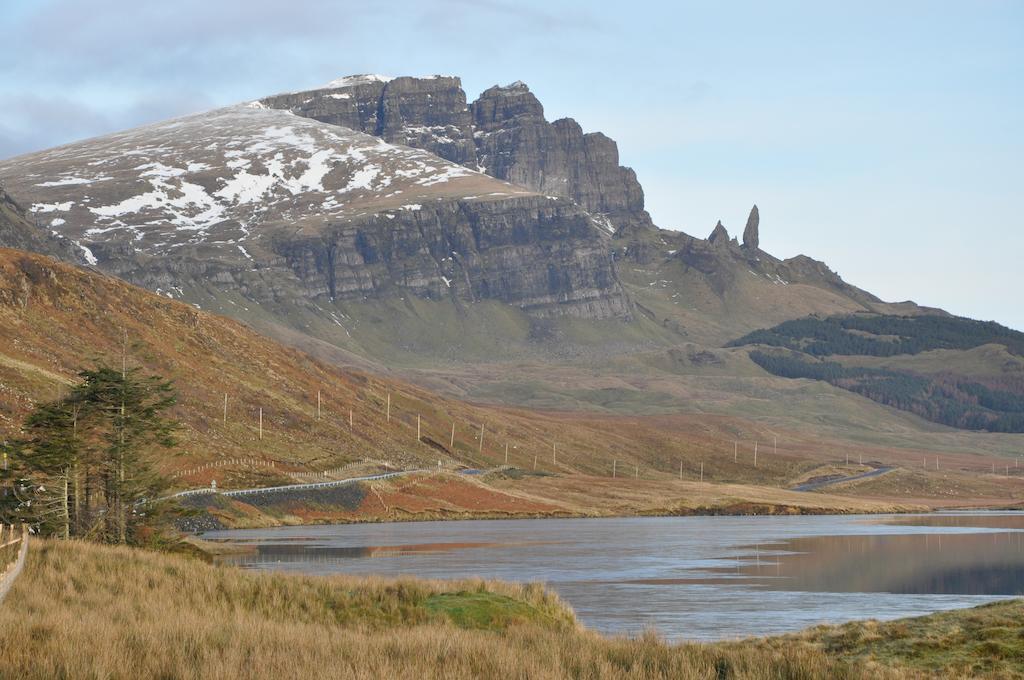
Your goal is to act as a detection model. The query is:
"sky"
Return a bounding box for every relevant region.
[2,0,1021,329]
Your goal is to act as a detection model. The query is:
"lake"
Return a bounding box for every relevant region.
[202,512,1024,640]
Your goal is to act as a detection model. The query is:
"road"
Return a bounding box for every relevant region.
[171,470,420,499]
[792,466,894,492]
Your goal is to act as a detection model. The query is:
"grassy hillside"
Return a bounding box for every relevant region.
[0,248,887,492]
[2,248,1022,512]
[732,314,1024,432]
[1,539,1021,678]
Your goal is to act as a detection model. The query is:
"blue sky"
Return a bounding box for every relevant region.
[2,0,1021,329]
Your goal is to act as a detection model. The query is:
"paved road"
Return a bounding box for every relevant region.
[171,470,421,499]
[792,466,894,492]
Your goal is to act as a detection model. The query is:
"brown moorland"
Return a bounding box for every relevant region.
[1,247,1022,518]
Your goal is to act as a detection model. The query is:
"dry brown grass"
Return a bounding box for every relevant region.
[3,539,1017,679]
[3,248,1020,518]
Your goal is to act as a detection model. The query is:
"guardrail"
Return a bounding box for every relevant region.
[170,470,421,500]
[0,524,29,604]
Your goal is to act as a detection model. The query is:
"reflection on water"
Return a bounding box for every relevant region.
[204,512,1024,641]
[242,541,554,560]
[629,531,1024,595]
[880,514,1024,530]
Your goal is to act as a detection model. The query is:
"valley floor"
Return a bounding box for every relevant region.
[0,539,1020,679]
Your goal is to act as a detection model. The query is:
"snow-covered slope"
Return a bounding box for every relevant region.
[0,104,533,261]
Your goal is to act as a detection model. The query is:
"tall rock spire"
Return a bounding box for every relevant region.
[742,204,759,250]
[708,220,730,246]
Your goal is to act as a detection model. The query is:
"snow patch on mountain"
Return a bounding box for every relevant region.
[0,103,534,258]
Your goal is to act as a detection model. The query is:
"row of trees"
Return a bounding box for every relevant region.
[749,350,1024,433]
[731,314,1024,358]
[1,365,177,544]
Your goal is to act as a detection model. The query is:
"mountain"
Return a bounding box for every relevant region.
[5,74,1017,451]
[0,75,926,365]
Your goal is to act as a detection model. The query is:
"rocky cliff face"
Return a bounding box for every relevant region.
[262,75,478,166]
[470,82,650,232]
[275,195,630,319]
[0,104,630,324]
[0,186,84,264]
[90,195,630,321]
[262,77,652,234]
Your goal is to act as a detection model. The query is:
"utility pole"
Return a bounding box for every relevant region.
[700,461,704,484]
[386,393,391,423]
[259,408,263,441]
[417,415,421,442]
[754,442,758,468]
[450,422,455,449]
[349,407,353,429]
[505,442,509,465]
[479,423,485,454]
[613,460,617,478]
[734,441,737,463]
[552,441,556,465]
[679,460,683,480]
[223,393,228,425]
[635,464,638,479]
[317,390,321,421]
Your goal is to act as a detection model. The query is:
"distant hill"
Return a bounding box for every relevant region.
[732,314,1024,432]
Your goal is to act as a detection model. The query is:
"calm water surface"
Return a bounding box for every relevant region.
[202,512,1024,640]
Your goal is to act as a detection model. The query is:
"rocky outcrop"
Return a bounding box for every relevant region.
[0,186,83,264]
[470,82,650,232]
[262,76,476,165]
[779,255,882,305]
[707,221,731,247]
[93,196,632,321]
[274,196,632,319]
[742,205,759,250]
[263,77,653,234]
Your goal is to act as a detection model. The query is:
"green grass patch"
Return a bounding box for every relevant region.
[424,591,553,631]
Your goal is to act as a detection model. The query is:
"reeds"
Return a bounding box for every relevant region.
[0,539,1013,679]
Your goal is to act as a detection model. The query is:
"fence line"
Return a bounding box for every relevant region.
[0,525,29,604]
[172,458,276,479]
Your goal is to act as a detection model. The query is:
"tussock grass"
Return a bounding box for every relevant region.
[5,540,1019,678]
